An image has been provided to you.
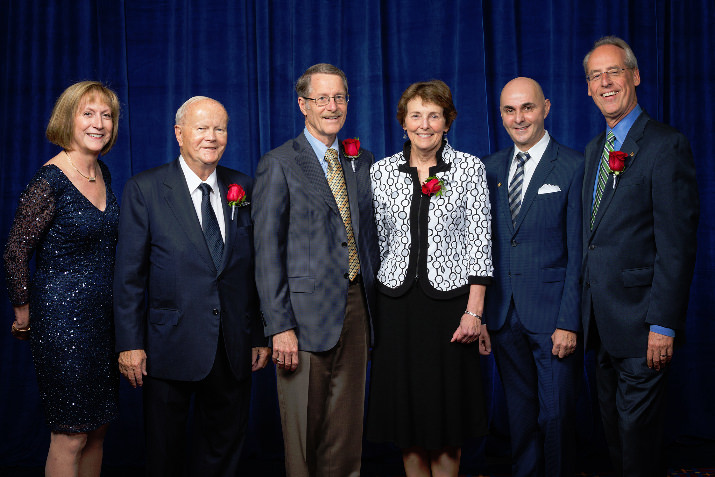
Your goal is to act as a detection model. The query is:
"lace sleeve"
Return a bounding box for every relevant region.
[3,176,56,305]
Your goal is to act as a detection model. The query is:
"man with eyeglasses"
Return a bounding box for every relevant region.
[581,36,698,476]
[252,63,378,477]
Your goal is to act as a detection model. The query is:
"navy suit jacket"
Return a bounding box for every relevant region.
[252,133,379,352]
[484,137,584,334]
[581,111,699,357]
[114,159,265,382]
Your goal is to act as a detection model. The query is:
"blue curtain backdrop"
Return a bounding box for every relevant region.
[1,0,713,472]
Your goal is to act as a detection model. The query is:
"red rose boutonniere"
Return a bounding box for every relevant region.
[341,137,361,159]
[422,176,444,196]
[608,151,628,189]
[227,183,248,219]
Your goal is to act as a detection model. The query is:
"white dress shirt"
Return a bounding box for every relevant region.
[508,130,551,200]
[179,156,226,242]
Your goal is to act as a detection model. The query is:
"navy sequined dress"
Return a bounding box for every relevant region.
[3,162,120,433]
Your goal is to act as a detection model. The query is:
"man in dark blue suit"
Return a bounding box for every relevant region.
[114,96,270,477]
[483,77,584,477]
[582,37,698,477]
[252,64,378,477]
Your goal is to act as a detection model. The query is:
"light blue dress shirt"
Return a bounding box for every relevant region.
[304,128,340,178]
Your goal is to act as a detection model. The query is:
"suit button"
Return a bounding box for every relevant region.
[344,272,349,279]
[511,240,518,247]
[342,242,348,247]
[586,282,591,288]
[212,309,219,315]
[589,245,595,250]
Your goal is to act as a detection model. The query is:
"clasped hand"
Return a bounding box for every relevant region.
[451,313,491,356]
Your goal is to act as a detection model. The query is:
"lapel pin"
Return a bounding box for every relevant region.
[498,182,502,187]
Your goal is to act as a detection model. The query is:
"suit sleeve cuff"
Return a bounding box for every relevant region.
[650,325,675,338]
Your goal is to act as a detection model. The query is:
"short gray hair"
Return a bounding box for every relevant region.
[295,63,348,98]
[175,96,221,125]
[583,36,639,75]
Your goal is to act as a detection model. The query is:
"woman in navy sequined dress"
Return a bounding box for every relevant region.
[3,81,121,477]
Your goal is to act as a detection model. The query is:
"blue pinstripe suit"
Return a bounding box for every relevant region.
[484,137,583,477]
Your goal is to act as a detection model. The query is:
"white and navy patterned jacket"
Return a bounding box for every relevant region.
[370,141,493,299]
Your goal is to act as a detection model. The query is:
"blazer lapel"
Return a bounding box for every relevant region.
[216,174,231,274]
[294,135,339,214]
[341,149,360,238]
[162,159,216,272]
[618,113,646,170]
[591,112,647,233]
[513,140,557,232]
[498,148,515,234]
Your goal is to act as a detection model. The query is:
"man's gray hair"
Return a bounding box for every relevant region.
[295,63,348,98]
[583,35,639,75]
[175,96,223,125]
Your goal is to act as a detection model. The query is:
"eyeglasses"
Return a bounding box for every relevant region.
[586,67,632,83]
[302,95,350,107]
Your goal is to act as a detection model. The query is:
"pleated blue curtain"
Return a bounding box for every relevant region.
[1,0,713,469]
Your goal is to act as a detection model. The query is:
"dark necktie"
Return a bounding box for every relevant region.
[325,148,360,280]
[591,130,616,229]
[508,151,530,223]
[199,183,223,269]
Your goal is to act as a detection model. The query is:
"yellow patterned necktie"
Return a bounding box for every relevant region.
[325,148,360,280]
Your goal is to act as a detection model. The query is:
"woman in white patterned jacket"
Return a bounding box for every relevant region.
[366,80,493,477]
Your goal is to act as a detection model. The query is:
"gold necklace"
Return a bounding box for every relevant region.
[64,150,96,182]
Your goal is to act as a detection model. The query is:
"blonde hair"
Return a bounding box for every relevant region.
[46,81,121,155]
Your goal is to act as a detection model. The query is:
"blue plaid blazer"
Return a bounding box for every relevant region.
[252,133,378,352]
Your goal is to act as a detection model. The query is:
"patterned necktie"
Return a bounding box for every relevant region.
[508,151,530,223]
[591,130,616,229]
[325,148,360,280]
[199,183,224,269]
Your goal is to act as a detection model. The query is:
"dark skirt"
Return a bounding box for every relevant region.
[366,281,488,450]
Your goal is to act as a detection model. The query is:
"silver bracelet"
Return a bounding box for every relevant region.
[463,310,482,320]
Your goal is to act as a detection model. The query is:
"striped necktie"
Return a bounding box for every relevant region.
[325,148,360,280]
[591,130,616,229]
[508,151,530,224]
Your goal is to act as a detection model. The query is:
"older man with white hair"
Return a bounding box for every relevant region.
[114,96,270,477]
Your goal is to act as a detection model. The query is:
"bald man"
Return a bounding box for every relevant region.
[483,78,584,477]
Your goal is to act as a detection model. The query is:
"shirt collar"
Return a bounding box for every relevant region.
[304,128,340,160]
[179,155,219,193]
[608,104,642,146]
[398,139,451,175]
[512,130,550,162]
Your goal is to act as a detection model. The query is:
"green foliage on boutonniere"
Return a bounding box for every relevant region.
[422,176,444,196]
[341,137,361,158]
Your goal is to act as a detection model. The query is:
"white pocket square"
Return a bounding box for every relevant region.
[537,184,561,194]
